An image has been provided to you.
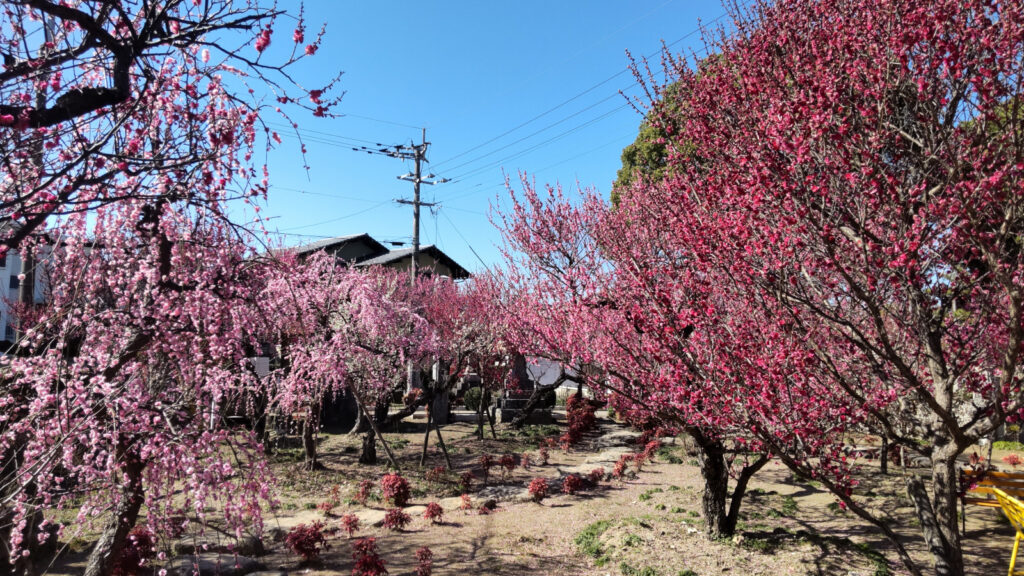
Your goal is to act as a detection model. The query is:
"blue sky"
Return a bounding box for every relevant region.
[255,1,730,273]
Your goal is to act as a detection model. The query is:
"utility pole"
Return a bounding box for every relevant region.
[396,128,449,285]
[394,128,449,395]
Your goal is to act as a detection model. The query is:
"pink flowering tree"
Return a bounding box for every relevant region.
[415,274,511,453]
[0,2,340,574]
[261,255,437,469]
[608,0,1024,574]
[0,200,272,576]
[0,0,339,254]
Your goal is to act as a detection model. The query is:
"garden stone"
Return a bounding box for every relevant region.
[233,535,265,557]
[583,447,633,464]
[170,553,264,576]
[355,508,386,527]
[592,429,641,449]
[437,496,466,510]
[477,484,531,504]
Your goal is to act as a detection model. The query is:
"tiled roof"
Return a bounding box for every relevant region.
[356,244,470,279]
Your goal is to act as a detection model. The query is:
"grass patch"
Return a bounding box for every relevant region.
[656,445,685,464]
[851,541,892,576]
[994,440,1024,451]
[638,488,664,502]
[387,437,410,450]
[678,571,698,576]
[781,495,798,516]
[623,533,643,547]
[575,520,613,566]
[826,501,847,515]
[620,562,659,576]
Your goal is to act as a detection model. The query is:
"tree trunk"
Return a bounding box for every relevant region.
[252,391,272,456]
[476,391,485,440]
[694,434,731,539]
[880,434,889,475]
[348,393,371,435]
[359,428,377,465]
[302,402,322,470]
[84,458,145,576]
[486,400,498,440]
[510,377,569,429]
[906,450,965,576]
[420,394,433,467]
[724,454,770,534]
[354,394,400,471]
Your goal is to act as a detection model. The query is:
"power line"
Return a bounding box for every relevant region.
[445,102,631,183]
[277,199,394,232]
[438,92,623,176]
[439,208,490,272]
[272,186,385,203]
[429,8,733,175]
[342,113,423,130]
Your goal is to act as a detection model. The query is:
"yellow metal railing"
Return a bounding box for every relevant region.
[995,488,1024,576]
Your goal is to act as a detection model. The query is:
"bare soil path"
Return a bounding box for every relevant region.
[45,412,1013,575]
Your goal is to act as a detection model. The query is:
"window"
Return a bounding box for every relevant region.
[5,324,14,342]
[8,275,18,290]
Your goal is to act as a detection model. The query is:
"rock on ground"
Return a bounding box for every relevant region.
[169,554,264,576]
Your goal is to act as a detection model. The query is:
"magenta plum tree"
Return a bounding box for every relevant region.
[610,0,1024,573]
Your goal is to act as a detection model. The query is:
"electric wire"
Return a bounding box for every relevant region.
[429,8,733,172]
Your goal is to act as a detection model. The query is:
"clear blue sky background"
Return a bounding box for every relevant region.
[255,1,731,273]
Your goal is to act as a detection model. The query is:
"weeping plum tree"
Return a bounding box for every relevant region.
[0,0,339,254]
[0,201,273,576]
[413,274,510,465]
[0,1,340,574]
[618,0,1024,574]
[261,254,437,470]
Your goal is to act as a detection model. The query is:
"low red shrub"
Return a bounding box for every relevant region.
[341,513,360,538]
[425,465,446,484]
[112,525,156,576]
[380,473,411,507]
[423,502,444,524]
[460,471,474,492]
[354,479,374,505]
[499,454,516,475]
[382,508,411,532]
[528,477,549,503]
[562,474,584,495]
[478,454,494,484]
[352,537,387,576]
[285,521,330,562]
[415,546,433,576]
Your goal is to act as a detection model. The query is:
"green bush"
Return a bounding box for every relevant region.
[464,387,483,412]
[994,440,1024,451]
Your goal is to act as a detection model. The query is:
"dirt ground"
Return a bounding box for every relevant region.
[44,410,1014,576]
